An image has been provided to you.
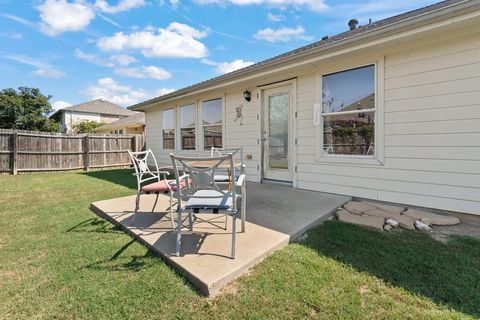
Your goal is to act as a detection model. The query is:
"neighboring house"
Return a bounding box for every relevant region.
[50,99,136,133]
[129,0,480,216]
[94,112,145,134]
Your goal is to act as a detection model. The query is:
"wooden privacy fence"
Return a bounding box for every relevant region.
[0,129,144,174]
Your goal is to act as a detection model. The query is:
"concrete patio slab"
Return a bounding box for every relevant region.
[91,182,350,296]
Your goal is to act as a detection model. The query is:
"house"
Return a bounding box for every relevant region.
[50,99,136,133]
[94,112,145,135]
[129,0,480,216]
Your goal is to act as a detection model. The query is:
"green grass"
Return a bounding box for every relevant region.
[1,169,479,319]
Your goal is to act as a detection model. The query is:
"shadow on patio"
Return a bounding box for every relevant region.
[302,221,480,318]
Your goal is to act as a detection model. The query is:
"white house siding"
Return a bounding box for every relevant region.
[143,28,480,215]
[296,32,480,215]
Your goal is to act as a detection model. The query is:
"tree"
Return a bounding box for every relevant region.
[0,87,59,132]
[72,120,103,134]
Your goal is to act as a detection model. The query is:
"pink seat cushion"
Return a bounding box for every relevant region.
[141,179,186,193]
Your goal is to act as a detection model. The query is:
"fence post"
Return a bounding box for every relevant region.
[12,131,18,175]
[131,135,136,152]
[84,134,90,171]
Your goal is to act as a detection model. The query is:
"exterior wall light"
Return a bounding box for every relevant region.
[243,90,251,102]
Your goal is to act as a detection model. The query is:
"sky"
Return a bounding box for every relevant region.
[0,0,439,111]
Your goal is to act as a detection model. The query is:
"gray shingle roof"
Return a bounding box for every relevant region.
[129,0,478,110]
[52,99,136,117]
[94,112,145,131]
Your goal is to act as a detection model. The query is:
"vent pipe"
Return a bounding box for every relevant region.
[348,19,359,30]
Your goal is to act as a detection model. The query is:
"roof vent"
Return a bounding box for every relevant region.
[321,36,329,41]
[348,19,359,30]
[99,98,105,102]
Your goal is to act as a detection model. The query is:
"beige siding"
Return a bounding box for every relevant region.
[143,28,480,215]
[296,32,480,215]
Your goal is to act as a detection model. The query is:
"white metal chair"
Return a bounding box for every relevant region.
[210,147,247,232]
[128,149,186,228]
[170,153,245,258]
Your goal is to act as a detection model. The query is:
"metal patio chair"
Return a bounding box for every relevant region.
[210,147,247,232]
[170,153,245,258]
[128,149,187,228]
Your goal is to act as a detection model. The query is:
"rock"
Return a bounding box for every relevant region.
[364,208,401,219]
[361,200,405,214]
[403,209,460,226]
[415,220,432,232]
[385,218,399,228]
[336,210,385,231]
[420,218,431,226]
[336,208,352,216]
[394,214,416,230]
[383,224,393,232]
[343,201,375,215]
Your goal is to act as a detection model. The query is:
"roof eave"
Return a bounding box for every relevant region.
[129,0,479,111]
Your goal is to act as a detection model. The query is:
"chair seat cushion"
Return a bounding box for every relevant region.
[141,179,186,193]
[186,190,233,210]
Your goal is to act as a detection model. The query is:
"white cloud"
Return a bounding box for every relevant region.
[193,0,328,12]
[74,49,114,67]
[254,25,312,43]
[110,54,136,66]
[2,54,65,78]
[94,0,147,14]
[267,12,285,22]
[37,0,95,36]
[0,13,36,28]
[97,22,208,58]
[0,31,23,39]
[52,100,72,111]
[32,68,65,78]
[114,65,172,80]
[216,59,254,74]
[75,50,138,68]
[83,77,175,106]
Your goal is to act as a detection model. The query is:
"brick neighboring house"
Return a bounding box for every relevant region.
[50,99,136,133]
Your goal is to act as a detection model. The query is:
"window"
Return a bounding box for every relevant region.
[322,65,375,156]
[202,98,222,150]
[162,109,175,149]
[180,104,196,150]
[119,129,124,134]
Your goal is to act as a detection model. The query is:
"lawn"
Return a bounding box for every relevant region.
[1,169,479,319]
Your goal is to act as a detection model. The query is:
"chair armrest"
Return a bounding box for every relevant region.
[235,174,246,187]
[132,170,169,176]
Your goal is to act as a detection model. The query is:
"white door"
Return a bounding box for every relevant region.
[262,86,293,182]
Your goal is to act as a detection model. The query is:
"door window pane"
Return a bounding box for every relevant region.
[269,93,289,169]
[202,99,222,149]
[180,104,196,150]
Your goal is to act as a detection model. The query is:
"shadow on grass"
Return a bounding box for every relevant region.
[66,217,123,234]
[84,239,159,272]
[81,169,137,190]
[303,221,480,318]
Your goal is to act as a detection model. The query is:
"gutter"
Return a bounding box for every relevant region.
[129,0,479,111]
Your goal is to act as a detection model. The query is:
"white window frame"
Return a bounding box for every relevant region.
[201,98,224,151]
[315,56,385,166]
[161,108,176,151]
